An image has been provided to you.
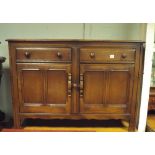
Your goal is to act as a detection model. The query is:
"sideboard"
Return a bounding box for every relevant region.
[7,39,144,131]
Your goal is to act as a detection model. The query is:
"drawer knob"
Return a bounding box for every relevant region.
[121,54,127,59]
[24,52,31,58]
[57,52,62,58]
[90,52,95,58]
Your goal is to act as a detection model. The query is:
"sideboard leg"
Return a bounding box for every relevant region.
[13,117,22,129]
[128,119,136,132]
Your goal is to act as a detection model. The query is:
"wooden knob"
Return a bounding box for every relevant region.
[72,83,77,88]
[24,52,31,58]
[72,83,79,88]
[57,52,62,58]
[90,52,95,58]
[121,54,127,59]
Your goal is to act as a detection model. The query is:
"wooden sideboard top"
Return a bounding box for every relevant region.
[6,39,145,43]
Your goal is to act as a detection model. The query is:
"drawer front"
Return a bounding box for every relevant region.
[80,48,135,63]
[16,48,71,62]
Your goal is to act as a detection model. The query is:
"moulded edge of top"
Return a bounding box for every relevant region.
[5,39,145,43]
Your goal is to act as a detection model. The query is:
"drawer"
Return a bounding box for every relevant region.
[80,48,135,63]
[16,48,71,62]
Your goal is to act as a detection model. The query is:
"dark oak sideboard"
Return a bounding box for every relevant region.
[7,39,144,131]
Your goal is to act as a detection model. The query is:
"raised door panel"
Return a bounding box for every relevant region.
[46,67,71,113]
[47,70,68,104]
[83,71,106,105]
[107,71,130,105]
[20,70,44,104]
[80,64,134,114]
[17,63,71,114]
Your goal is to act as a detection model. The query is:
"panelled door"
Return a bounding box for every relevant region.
[17,63,71,114]
[80,64,135,114]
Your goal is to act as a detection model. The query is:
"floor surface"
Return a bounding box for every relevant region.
[147,113,155,132]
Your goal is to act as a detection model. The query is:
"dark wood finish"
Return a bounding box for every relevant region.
[6,39,144,43]
[80,64,134,114]
[80,48,135,63]
[7,40,144,131]
[17,63,71,113]
[148,87,155,110]
[16,47,71,62]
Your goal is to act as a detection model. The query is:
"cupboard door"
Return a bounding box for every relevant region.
[17,64,71,114]
[80,64,134,114]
